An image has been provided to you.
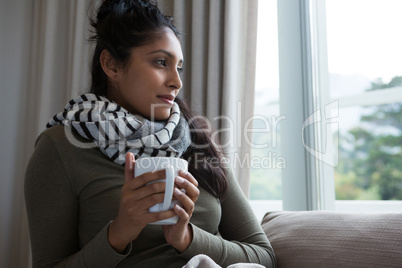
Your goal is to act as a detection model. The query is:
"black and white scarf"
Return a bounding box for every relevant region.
[47,94,191,165]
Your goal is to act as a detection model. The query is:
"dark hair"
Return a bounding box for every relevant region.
[89,0,179,96]
[176,98,228,201]
[89,0,227,200]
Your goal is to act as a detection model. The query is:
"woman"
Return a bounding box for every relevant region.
[25,0,276,267]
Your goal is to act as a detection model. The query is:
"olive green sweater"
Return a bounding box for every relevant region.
[25,125,276,268]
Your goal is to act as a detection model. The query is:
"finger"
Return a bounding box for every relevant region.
[141,192,168,209]
[173,203,190,223]
[133,181,166,201]
[173,187,195,215]
[123,191,167,212]
[124,152,135,184]
[175,176,200,201]
[128,169,168,190]
[179,170,198,187]
[145,209,177,224]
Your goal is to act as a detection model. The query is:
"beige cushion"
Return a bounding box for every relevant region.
[261,211,402,268]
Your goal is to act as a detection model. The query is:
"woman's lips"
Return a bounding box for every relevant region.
[157,95,175,105]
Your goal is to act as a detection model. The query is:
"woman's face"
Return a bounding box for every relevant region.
[109,28,183,121]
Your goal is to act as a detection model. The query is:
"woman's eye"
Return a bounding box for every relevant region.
[155,60,167,66]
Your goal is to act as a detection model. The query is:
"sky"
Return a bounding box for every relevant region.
[255,0,402,95]
[255,0,279,94]
[326,0,402,82]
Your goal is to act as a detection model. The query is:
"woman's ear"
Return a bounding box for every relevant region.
[100,49,121,82]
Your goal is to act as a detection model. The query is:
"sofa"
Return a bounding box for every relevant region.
[260,211,402,268]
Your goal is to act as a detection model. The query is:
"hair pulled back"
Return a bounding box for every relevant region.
[90,0,179,96]
[89,0,227,200]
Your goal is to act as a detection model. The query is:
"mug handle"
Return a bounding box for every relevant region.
[161,166,175,211]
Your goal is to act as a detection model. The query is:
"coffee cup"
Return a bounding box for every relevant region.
[134,157,188,225]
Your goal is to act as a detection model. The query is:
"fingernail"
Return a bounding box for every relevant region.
[179,170,187,176]
[176,176,184,184]
[174,188,182,196]
[175,204,182,211]
[129,154,133,169]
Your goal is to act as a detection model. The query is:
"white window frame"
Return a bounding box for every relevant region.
[276,0,335,211]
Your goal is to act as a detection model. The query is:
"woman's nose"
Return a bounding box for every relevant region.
[168,69,182,90]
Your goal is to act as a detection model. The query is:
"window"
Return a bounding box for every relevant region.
[251,0,402,216]
[326,0,402,211]
[326,0,402,203]
[250,0,282,219]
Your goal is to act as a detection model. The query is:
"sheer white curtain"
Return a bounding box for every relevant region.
[3,0,258,267]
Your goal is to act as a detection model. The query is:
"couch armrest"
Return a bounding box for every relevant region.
[261,211,402,268]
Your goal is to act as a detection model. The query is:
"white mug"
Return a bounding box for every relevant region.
[134,157,188,225]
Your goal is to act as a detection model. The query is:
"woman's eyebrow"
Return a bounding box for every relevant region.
[149,49,183,64]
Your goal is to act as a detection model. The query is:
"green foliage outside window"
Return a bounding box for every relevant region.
[336,76,402,200]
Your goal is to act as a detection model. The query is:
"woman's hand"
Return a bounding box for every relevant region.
[108,153,177,253]
[162,169,200,252]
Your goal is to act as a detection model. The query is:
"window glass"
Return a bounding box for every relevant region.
[326,0,402,200]
[326,0,402,98]
[251,0,282,200]
[335,102,402,200]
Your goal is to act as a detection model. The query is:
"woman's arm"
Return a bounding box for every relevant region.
[178,168,276,268]
[25,133,130,267]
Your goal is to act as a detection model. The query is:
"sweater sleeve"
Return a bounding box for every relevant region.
[179,168,276,268]
[25,133,131,268]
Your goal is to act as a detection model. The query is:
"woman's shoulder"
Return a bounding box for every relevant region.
[38,124,66,142]
[31,125,103,172]
[33,125,66,152]
[36,125,92,150]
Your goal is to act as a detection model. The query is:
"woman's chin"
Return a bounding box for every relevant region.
[145,110,171,121]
